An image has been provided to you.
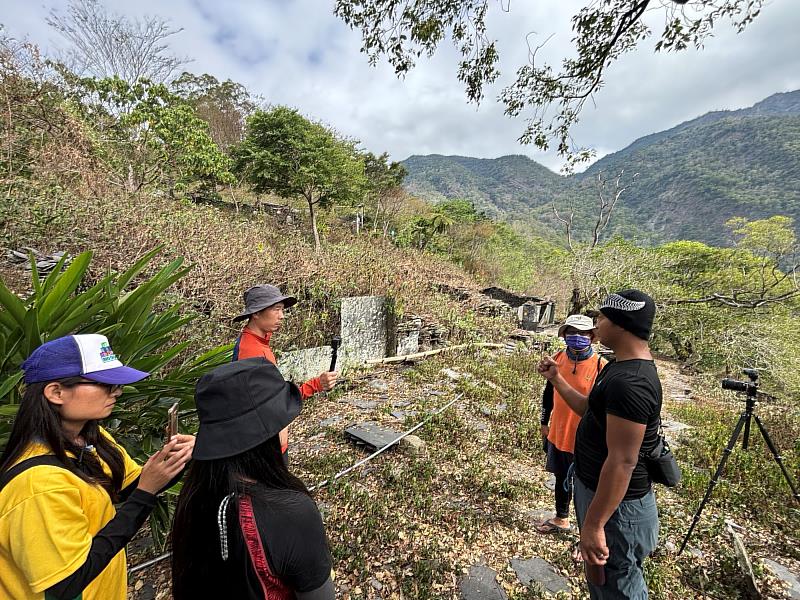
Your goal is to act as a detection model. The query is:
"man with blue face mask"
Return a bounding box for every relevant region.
[537,314,606,534]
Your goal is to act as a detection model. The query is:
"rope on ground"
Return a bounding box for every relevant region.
[128,393,463,575]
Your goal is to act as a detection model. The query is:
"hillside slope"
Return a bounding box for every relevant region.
[404,91,800,245]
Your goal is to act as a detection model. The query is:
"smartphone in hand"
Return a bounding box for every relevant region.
[165,402,179,441]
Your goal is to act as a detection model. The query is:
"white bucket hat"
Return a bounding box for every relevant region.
[557,314,595,337]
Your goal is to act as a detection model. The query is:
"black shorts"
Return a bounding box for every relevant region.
[545,442,574,478]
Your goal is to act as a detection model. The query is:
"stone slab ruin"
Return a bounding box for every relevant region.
[764,559,800,600]
[459,565,508,600]
[511,557,571,596]
[278,346,333,383]
[344,422,403,452]
[340,295,391,364]
[277,295,391,380]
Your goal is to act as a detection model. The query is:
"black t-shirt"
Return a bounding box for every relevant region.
[227,488,333,597]
[574,359,662,500]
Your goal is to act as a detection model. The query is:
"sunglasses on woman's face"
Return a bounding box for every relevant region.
[69,381,123,394]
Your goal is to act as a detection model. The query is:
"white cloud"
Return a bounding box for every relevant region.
[2,0,798,172]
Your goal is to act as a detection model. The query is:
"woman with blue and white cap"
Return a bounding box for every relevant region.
[0,334,194,600]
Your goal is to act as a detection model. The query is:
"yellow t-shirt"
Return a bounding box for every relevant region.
[0,428,141,600]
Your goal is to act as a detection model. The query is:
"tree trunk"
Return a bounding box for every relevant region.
[568,287,585,315]
[308,198,321,253]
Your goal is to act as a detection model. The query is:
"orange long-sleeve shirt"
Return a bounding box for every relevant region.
[233,328,324,400]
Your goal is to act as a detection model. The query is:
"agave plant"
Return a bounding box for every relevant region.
[0,246,231,548]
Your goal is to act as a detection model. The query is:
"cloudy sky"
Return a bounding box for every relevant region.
[3,0,799,171]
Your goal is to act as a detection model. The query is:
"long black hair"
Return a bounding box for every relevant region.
[0,378,126,498]
[171,435,310,599]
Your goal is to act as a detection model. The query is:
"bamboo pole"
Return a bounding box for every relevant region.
[364,342,507,365]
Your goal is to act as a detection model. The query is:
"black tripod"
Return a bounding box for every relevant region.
[678,369,800,555]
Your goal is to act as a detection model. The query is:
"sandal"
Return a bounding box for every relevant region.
[535,518,572,534]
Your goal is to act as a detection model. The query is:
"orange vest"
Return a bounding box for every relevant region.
[548,351,606,454]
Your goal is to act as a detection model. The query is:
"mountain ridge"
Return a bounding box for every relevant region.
[403,90,800,246]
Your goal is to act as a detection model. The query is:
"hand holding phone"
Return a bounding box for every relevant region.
[165,402,179,441]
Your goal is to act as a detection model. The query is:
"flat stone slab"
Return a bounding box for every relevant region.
[278,346,332,382]
[349,399,379,410]
[391,410,418,420]
[344,422,402,451]
[459,565,508,600]
[511,557,570,596]
[319,416,343,428]
[368,379,389,391]
[764,559,800,600]
[526,509,555,525]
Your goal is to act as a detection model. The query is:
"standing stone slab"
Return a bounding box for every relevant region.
[340,296,391,366]
[396,329,420,355]
[726,522,759,599]
[459,565,508,600]
[511,557,570,596]
[278,346,332,382]
[520,303,540,331]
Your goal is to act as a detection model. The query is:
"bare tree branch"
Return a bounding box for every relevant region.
[47,0,189,83]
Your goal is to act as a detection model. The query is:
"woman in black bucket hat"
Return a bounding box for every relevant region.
[171,358,334,599]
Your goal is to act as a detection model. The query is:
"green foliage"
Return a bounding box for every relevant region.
[363,151,406,195]
[391,197,564,293]
[578,220,800,396]
[64,75,234,194]
[336,0,764,163]
[0,247,231,447]
[233,106,367,250]
[0,247,231,548]
[171,72,257,151]
[403,102,800,247]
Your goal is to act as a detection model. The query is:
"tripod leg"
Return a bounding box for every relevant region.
[753,415,800,502]
[678,413,748,555]
[742,413,751,450]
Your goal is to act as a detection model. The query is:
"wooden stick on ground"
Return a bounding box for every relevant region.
[364,342,507,365]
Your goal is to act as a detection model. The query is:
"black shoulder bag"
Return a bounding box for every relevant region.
[640,420,682,487]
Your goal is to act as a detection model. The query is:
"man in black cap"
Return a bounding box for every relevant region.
[538,289,662,599]
[232,284,338,462]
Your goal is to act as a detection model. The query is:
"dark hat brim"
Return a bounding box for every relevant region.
[232,295,298,322]
[192,360,302,460]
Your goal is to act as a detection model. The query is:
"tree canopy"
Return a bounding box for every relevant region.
[233,106,367,252]
[335,0,765,167]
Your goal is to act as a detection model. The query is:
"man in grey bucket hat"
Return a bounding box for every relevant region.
[232,284,338,465]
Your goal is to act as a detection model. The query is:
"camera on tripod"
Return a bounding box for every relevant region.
[680,366,800,554]
[721,368,759,394]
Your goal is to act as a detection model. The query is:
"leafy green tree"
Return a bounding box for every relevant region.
[65,75,234,194]
[335,0,765,165]
[664,216,799,309]
[362,151,407,235]
[171,72,257,151]
[233,106,367,252]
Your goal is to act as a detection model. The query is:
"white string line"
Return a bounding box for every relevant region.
[129,394,463,574]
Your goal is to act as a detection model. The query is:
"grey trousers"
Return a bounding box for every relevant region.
[574,476,659,600]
